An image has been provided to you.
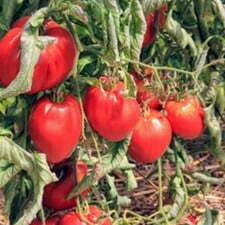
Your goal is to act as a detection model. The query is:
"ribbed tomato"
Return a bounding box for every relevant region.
[0,16,77,94]
[43,161,88,210]
[28,95,82,163]
[84,77,140,142]
[165,96,205,140]
[30,217,60,225]
[129,110,172,163]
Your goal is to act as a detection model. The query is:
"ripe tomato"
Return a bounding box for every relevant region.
[82,205,112,225]
[84,77,140,142]
[165,96,205,140]
[43,161,88,210]
[0,16,77,94]
[59,212,83,225]
[130,71,161,110]
[60,206,112,225]
[28,95,82,163]
[128,110,172,163]
[30,217,60,225]
[143,4,168,47]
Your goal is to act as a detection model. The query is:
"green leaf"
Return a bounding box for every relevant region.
[129,0,146,63]
[123,169,138,190]
[167,176,187,219]
[205,105,225,166]
[77,56,95,73]
[0,160,21,188]
[0,97,16,115]
[103,12,120,65]
[0,136,57,225]
[141,0,166,15]
[67,138,133,198]
[215,82,225,114]
[106,174,131,207]
[165,12,198,56]
[197,208,224,225]
[191,172,225,185]
[0,0,18,37]
[79,76,100,86]
[121,70,137,98]
[70,5,89,24]
[15,153,56,225]
[166,138,189,169]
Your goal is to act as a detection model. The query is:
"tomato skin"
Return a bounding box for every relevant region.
[84,79,141,142]
[129,110,172,163]
[59,212,84,225]
[143,4,168,47]
[43,161,88,210]
[83,205,112,225]
[60,206,112,225]
[165,96,205,140]
[30,217,60,225]
[28,95,82,163]
[0,16,77,94]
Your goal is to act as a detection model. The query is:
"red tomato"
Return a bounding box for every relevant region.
[60,206,112,225]
[84,77,141,142]
[128,110,172,163]
[0,16,77,94]
[43,161,88,210]
[143,4,168,47]
[165,96,205,140]
[30,217,60,225]
[82,205,112,225]
[59,212,84,225]
[28,95,82,163]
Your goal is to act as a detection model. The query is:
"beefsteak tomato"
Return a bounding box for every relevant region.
[43,161,88,210]
[129,110,172,163]
[28,95,82,163]
[0,16,77,94]
[165,96,205,139]
[84,77,141,142]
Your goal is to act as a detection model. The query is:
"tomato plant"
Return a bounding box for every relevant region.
[0,0,225,225]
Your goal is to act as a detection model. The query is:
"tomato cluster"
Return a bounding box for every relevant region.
[128,71,205,163]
